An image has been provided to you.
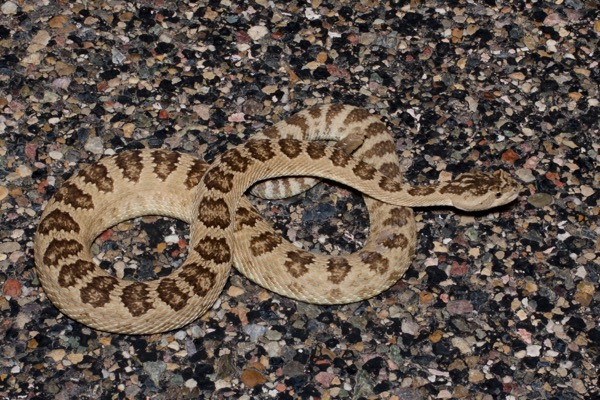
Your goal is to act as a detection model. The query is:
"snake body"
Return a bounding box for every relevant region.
[34,105,521,334]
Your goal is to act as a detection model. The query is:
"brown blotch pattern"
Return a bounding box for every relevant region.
[198,198,230,229]
[285,113,309,134]
[308,106,322,119]
[330,147,351,167]
[80,276,118,307]
[58,260,96,287]
[353,161,377,180]
[115,150,144,182]
[284,250,314,278]
[250,232,282,257]
[43,239,83,266]
[360,251,389,274]
[325,104,346,124]
[55,182,94,210]
[362,140,396,159]
[440,172,499,196]
[179,262,217,297]
[378,176,402,192]
[157,278,190,311]
[245,140,276,162]
[407,186,437,196]
[78,163,113,192]
[327,257,352,284]
[38,209,80,235]
[261,126,280,138]
[235,206,261,229]
[383,207,411,227]
[202,168,234,193]
[278,139,303,159]
[365,121,387,138]
[194,236,231,264]
[344,108,372,124]
[184,159,210,189]
[121,282,154,316]
[380,232,409,249]
[151,151,181,181]
[307,141,327,159]
[221,149,251,173]
[379,162,402,179]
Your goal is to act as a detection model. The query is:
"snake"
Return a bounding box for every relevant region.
[34,105,522,334]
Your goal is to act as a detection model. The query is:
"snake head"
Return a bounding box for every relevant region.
[444,170,523,211]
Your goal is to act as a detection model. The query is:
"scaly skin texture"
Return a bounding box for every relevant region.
[34,106,521,334]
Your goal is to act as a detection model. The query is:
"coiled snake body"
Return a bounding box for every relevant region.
[34,105,521,334]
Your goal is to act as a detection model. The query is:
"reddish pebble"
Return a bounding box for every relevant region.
[502,148,520,162]
[450,261,469,277]
[99,229,113,241]
[241,369,267,388]
[158,109,169,119]
[447,300,474,315]
[3,278,22,298]
[315,371,335,388]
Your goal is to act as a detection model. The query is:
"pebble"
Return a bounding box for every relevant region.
[84,137,104,154]
[241,368,267,388]
[527,193,554,208]
[247,25,269,41]
[446,300,474,315]
[1,1,17,14]
[243,324,267,342]
[3,278,22,298]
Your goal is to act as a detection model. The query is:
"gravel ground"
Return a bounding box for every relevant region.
[0,0,598,399]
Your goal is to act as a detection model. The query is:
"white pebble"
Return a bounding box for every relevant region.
[1,1,18,14]
[84,137,104,154]
[247,25,269,41]
[526,344,541,357]
[184,378,198,389]
[49,151,63,160]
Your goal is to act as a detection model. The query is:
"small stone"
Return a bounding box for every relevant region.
[526,344,541,357]
[3,278,22,298]
[515,168,536,183]
[446,300,474,315]
[0,242,20,253]
[574,281,595,307]
[315,371,335,388]
[241,368,267,388]
[27,30,51,53]
[265,329,282,341]
[67,353,84,364]
[0,186,8,201]
[47,349,66,362]
[1,1,18,14]
[571,378,587,394]
[143,361,166,385]
[48,15,69,28]
[247,25,269,41]
[184,378,197,389]
[429,330,443,343]
[243,324,266,342]
[468,370,485,383]
[48,151,63,160]
[508,72,526,80]
[401,319,420,336]
[527,193,553,208]
[84,137,104,154]
[56,61,76,76]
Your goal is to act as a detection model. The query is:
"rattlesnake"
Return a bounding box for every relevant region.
[34,105,521,334]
